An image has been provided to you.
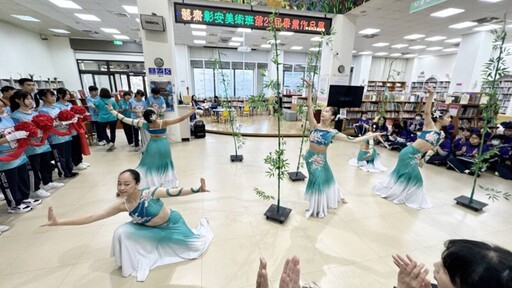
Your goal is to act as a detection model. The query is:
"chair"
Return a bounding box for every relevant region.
[219,110,229,124]
[242,105,250,117]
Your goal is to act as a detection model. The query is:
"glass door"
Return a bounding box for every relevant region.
[94,74,112,91]
[129,75,146,94]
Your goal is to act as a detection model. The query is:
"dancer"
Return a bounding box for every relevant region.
[107,104,195,188]
[349,123,389,173]
[302,78,378,219]
[42,169,213,282]
[373,86,451,209]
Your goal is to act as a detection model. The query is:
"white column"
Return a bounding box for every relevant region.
[174,44,192,97]
[350,55,372,89]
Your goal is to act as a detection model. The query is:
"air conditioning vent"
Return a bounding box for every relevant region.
[81,29,99,35]
[113,12,130,18]
[473,16,500,24]
[362,34,378,39]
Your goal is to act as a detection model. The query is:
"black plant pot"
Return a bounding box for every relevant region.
[287,171,306,181]
[230,155,243,162]
[454,195,488,212]
[264,204,292,224]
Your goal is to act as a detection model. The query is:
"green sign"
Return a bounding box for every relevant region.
[410,0,446,13]
[113,40,124,45]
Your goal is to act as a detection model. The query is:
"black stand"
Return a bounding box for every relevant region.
[287,171,306,181]
[230,155,244,162]
[454,195,488,212]
[264,204,292,224]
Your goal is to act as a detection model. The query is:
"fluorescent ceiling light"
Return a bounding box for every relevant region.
[375,52,389,56]
[359,51,373,55]
[445,38,461,43]
[49,28,70,33]
[231,37,244,41]
[192,31,207,36]
[503,43,512,47]
[194,40,206,45]
[473,24,500,31]
[309,47,321,51]
[279,31,294,36]
[403,54,418,58]
[359,28,380,34]
[310,36,322,41]
[11,15,40,22]
[122,5,138,14]
[390,53,402,57]
[228,42,241,46]
[392,44,408,48]
[101,28,120,34]
[373,42,389,47]
[449,21,477,29]
[404,34,425,40]
[426,46,444,50]
[74,13,101,21]
[352,50,357,53]
[443,48,458,52]
[191,24,206,29]
[290,46,303,50]
[49,0,82,9]
[425,36,447,41]
[410,45,427,49]
[260,44,271,48]
[237,28,251,33]
[430,8,464,17]
[267,39,281,44]
[480,0,502,2]
[113,35,129,40]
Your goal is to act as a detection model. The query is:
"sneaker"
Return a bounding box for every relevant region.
[107,143,116,151]
[131,147,141,152]
[64,172,79,178]
[7,204,32,214]
[33,189,51,199]
[0,193,4,201]
[81,162,90,167]
[43,182,64,191]
[129,143,134,147]
[74,163,88,170]
[0,225,9,234]
[97,140,107,146]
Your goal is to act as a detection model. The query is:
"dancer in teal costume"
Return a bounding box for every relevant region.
[42,169,213,282]
[349,123,389,172]
[107,105,195,188]
[302,78,378,218]
[373,86,451,209]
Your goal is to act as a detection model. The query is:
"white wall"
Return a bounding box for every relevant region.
[351,55,372,87]
[74,52,144,62]
[47,37,81,90]
[410,54,456,82]
[174,44,192,97]
[189,47,269,62]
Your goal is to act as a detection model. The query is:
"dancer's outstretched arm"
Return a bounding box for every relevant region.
[335,131,381,143]
[151,178,209,199]
[42,203,125,226]
[161,105,196,126]
[107,104,144,128]
[301,78,318,130]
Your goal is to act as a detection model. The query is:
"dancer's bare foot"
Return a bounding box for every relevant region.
[200,178,209,192]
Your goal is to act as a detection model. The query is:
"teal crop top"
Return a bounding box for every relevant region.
[126,188,164,224]
[143,122,167,135]
[418,130,443,146]
[309,128,338,147]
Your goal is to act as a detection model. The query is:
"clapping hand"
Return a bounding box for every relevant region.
[392,254,431,288]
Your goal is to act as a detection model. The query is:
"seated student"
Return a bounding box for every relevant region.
[373,115,389,143]
[485,134,505,171]
[355,111,371,126]
[447,132,487,176]
[408,113,424,133]
[387,121,409,151]
[477,118,493,143]
[495,121,512,180]
[452,126,473,152]
[426,126,452,166]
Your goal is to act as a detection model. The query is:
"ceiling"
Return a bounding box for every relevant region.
[0,0,511,57]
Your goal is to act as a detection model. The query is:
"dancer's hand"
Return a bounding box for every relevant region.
[41,207,59,227]
[392,254,431,288]
[256,257,269,288]
[423,85,435,95]
[279,256,301,288]
[189,105,197,113]
[200,178,209,192]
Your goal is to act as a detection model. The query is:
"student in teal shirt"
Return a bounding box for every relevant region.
[94,88,119,151]
[118,91,134,147]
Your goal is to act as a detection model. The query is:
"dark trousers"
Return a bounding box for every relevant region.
[27,151,53,189]
[0,164,31,207]
[132,126,140,148]
[52,141,74,177]
[447,157,475,173]
[91,121,102,142]
[71,134,83,166]
[496,163,512,180]
[426,153,449,166]
[99,120,117,144]
[122,122,134,145]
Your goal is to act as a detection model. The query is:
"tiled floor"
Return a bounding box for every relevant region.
[0,133,511,288]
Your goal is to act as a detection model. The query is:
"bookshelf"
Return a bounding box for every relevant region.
[1,78,65,90]
[366,81,406,95]
[410,79,450,95]
[280,94,304,109]
[481,75,512,115]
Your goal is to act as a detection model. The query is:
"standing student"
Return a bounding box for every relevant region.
[146,88,166,119]
[127,90,147,152]
[302,78,377,218]
[118,91,134,147]
[1,86,15,114]
[94,88,119,152]
[18,78,39,109]
[86,86,103,145]
[374,86,452,209]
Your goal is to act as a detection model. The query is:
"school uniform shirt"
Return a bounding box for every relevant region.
[461,142,487,158]
[355,118,371,126]
[452,137,468,152]
[38,105,72,145]
[438,138,452,156]
[128,98,148,119]
[118,99,132,118]
[86,96,99,121]
[94,98,118,122]
[10,110,52,156]
[146,95,166,111]
[0,115,28,171]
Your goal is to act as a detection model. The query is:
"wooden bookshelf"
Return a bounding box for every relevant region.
[1,78,65,90]
[481,75,512,115]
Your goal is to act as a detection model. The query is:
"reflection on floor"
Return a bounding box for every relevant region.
[202,114,306,137]
[0,134,511,287]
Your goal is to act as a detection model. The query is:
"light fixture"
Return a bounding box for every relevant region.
[192,31,207,36]
[122,5,138,14]
[229,42,241,46]
[375,52,389,56]
[359,28,380,34]
[390,53,402,57]
[11,15,40,21]
[426,47,444,50]
[449,22,478,29]
[231,36,244,41]
[194,39,206,45]
[237,28,251,33]
[101,28,120,34]
[352,50,357,53]
[49,28,70,33]
[309,47,321,51]
[392,44,409,48]
[430,8,464,17]
[279,31,294,36]
[442,48,458,52]
[113,35,129,40]
[410,45,427,49]
[191,24,207,29]
[49,0,82,9]
[403,54,418,58]
[480,0,502,2]
[473,24,500,31]
[445,38,461,43]
[74,13,101,21]
[373,42,390,47]
[260,44,271,48]
[404,34,425,40]
[290,46,303,50]
[310,36,322,41]
[267,39,281,44]
[503,43,512,47]
[425,36,447,41]
[359,51,373,55]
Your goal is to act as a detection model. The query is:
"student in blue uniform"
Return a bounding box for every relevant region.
[127,90,147,152]
[118,91,134,147]
[85,86,102,145]
[374,86,452,209]
[94,88,119,152]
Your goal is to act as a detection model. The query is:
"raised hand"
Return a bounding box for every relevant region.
[423,85,435,94]
[200,178,209,192]
[41,207,59,227]
[392,254,431,288]
[256,257,269,288]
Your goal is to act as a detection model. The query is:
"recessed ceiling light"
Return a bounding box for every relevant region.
[74,13,101,21]
[445,38,461,43]
[352,50,357,53]
[375,52,389,56]
[49,0,82,9]
[425,36,447,41]
[426,46,444,50]
[430,8,464,17]
[403,54,418,58]
[122,5,138,14]
[404,34,425,40]
[260,44,271,48]
[11,15,40,22]
[192,31,207,36]
[229,42,241,46]
[359,51,373,55]
[359,28,380,35]
[279,31,294,36]
[194,39,206,45]
[290,46,303,50]
[391,44,408,48]
[101,28,120,34]
[373,42,389,47]
[49,28,70,33]
[390,53,402,57]
[310,36,322,41]
[449,21,478,29]
[473,24,500,31]
[231,37,244,41]
[113,35,129,40]
[237,28,251,33]
[480,0,502,2]
[267,39,281,44]
[309,47,321,51]
[191,24,207,29]
[443,48,458,52]
[410,45,427,49]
